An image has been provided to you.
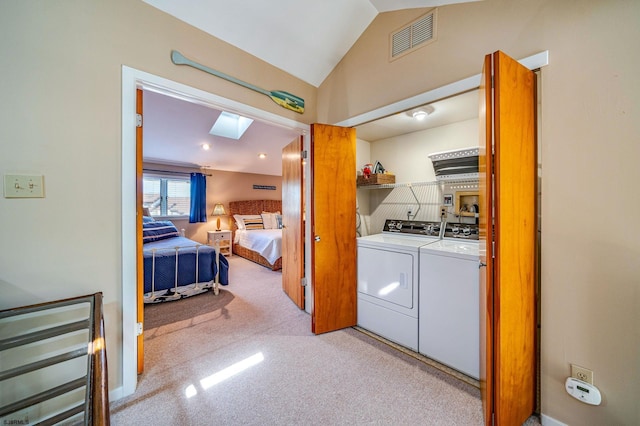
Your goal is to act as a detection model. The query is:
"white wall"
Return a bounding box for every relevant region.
[358,118,477,234]
[356,138,372,236]
[370,118,478,184]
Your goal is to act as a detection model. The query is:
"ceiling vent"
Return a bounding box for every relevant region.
[390,9,437,60]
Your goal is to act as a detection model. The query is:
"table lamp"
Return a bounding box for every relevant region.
[211,203,227,231]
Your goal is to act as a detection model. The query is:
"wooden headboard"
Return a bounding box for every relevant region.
[228,199,282,230]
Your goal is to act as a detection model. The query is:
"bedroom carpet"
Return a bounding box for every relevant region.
[110,256,541,425]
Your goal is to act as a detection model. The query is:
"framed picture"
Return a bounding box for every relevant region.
[443,194,453,206]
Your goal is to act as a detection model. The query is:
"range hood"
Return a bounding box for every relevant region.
[428,147,479,181]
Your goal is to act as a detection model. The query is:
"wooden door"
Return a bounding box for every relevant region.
[310,123,357,334]
[281,136,304,309]
[479,51,537,425]
[136,88,144,374]
[478,54,493,426]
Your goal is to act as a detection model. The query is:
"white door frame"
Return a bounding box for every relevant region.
[121,66,309,397]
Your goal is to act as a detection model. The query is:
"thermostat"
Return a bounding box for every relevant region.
[565,377,602,405]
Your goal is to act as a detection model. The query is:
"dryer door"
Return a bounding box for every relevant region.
[357,246,415,309]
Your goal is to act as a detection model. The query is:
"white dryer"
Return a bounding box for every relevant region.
[419,223,480,379]
[357,219,442,351]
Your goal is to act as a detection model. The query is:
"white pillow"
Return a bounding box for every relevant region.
[233,214,245,229]
[261,211,281,229]
[261,212,279,229]
[233,214,262,230]
[261,213,274,229]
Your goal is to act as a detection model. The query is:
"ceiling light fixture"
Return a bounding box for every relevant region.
[258,153,267,159]
[408,105,435,121]
[412,111,428,120]
[201,143,210,150]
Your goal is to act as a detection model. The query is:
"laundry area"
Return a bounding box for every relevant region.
[355,90,481,380]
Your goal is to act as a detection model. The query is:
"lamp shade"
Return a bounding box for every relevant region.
[211,203,227,231]
[211,203,227,216]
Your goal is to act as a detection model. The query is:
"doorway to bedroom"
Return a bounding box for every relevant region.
[122,67,309,391]
[139,87,304,370]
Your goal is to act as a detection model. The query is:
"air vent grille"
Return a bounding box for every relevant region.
[390,10,437,60]
[411,13,434,47]
[392,27,412,57]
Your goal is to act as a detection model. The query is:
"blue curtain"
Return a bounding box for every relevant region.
[189,173,207,223]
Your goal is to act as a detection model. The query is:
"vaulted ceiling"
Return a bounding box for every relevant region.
[143,0,478,86]
[141,0,480,175]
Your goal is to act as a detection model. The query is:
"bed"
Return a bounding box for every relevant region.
[143,219,230,303]
[228,200,283,271]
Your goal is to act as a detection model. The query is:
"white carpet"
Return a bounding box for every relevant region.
[110,256,539,425]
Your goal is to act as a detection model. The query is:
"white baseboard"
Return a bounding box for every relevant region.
[109,386,124,403]
[541,413,568,426]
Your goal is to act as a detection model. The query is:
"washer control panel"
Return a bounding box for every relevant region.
[442,223,479,240]
[383,220,442,237]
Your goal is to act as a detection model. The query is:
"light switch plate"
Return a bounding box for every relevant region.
[4,174,45,198]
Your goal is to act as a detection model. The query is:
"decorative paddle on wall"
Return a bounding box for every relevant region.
[171,50,304,114]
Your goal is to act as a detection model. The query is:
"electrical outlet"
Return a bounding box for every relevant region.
[571,364,594,384]
[440,206,447,218]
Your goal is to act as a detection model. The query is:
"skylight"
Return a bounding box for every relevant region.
[209,111,253,140]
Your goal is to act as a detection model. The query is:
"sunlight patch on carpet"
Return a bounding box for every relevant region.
[185,352,265,397]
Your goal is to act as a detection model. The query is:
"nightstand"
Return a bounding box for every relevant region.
[208,230,232,257]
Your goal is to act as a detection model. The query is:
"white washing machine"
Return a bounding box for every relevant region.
[357,219,442,351]
[419,223,480,379]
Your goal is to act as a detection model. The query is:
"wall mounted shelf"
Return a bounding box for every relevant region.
[356,179,479,190]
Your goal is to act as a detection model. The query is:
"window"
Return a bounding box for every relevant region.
[143,174,191,217]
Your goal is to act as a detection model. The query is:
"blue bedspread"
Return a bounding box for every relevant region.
[143,236,229,294]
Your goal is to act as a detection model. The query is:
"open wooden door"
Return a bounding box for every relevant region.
[281,136,305,309]
[479,51,537,425]
[478,54,493,426]
[310,123,357,334]
[136,88,144,374]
